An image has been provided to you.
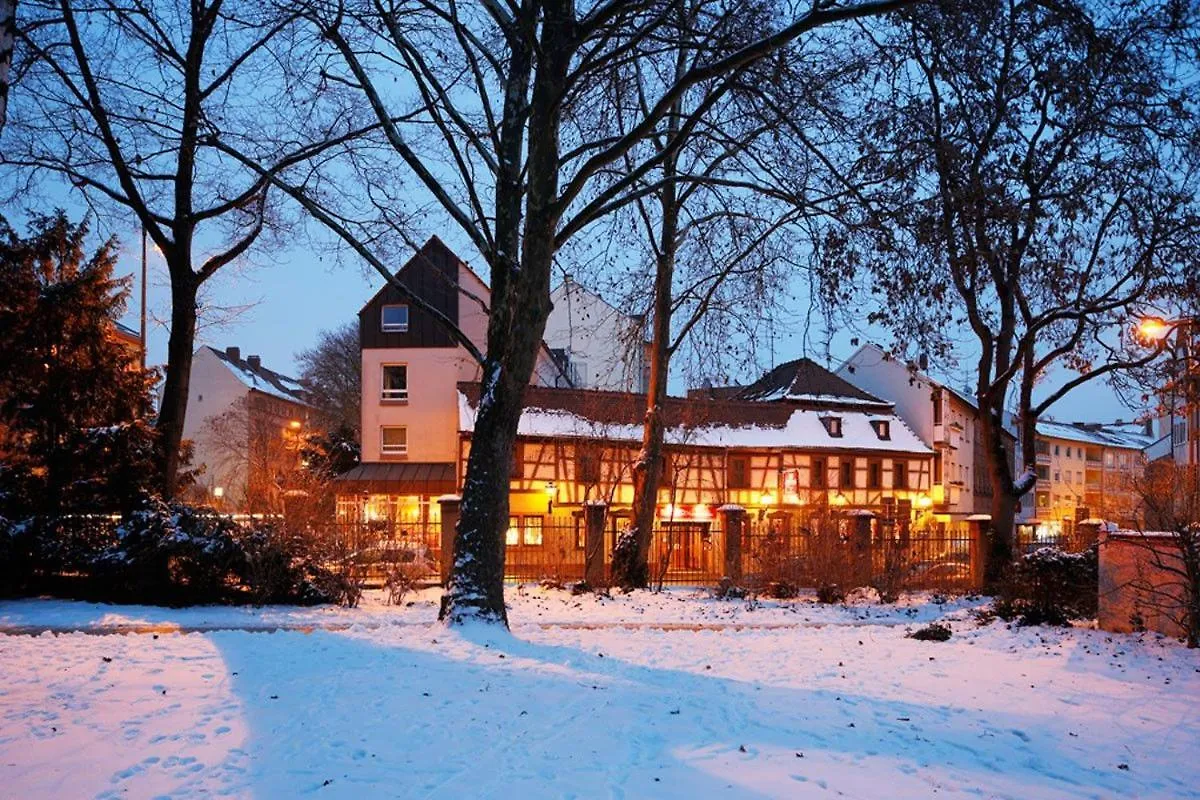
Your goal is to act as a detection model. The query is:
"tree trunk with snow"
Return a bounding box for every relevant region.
[438,2,569,625]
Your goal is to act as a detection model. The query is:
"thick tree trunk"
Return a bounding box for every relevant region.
[0,0,14,135]
[986,487,1016,585]
[438,2,569,626]
[979,398,1021,585]
[155,268,199,499]
[440,361,524,625]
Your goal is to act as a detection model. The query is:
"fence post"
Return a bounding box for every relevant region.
[584,502,606,585]
[719,505,745,583]
[437,495,461,587]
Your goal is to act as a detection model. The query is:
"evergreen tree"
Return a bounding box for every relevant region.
[0,212,158,515]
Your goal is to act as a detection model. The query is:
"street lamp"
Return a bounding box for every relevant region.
[1136,315,1198,463]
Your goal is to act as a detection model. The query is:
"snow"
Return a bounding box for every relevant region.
[460,392,933,454]
[2,589,1199,799]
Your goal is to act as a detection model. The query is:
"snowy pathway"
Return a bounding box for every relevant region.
[1,589,1197,799]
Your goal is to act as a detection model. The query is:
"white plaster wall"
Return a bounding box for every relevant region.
[181,347,250,495]
[545,280,645,392]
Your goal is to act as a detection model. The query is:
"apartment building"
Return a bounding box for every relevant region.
[1028,419,1156,532]
[181,345,312,511]
[836,343,1015,533]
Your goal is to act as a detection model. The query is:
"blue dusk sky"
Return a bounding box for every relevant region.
[83,211,1146,427]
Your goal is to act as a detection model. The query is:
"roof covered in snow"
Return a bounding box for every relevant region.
[1036,419,1156,451]
[458,383,932,454]
[207,346,310,406]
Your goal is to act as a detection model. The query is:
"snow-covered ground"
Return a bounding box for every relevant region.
[2,588,1198,799]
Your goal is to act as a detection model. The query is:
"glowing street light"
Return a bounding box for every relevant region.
[1136,316,1172,343]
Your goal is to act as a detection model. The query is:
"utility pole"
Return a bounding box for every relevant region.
[140,226,148,369]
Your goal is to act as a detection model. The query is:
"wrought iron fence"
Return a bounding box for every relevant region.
[318,519,441,587]
[741,523,978,593]
[1016,531,1094,556]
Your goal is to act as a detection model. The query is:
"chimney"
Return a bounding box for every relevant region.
[225,346,241,361]
[918,353,929,371]
[247,355,262,370]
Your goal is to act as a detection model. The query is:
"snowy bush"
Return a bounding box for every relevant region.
[95,498,245,603]
[908,622,952,641]
[995,545,1099,625]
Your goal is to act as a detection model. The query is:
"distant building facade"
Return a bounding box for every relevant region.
[835,343,1015,533]
[543,276,649,392]
[181,345,311,511]
[1027,420,1155,532]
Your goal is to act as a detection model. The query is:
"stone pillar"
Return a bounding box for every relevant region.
[584,503,607,585]
[720,505,746,583]
[852,514,873,585]
[969,519,988,591]
[437,495,461,587]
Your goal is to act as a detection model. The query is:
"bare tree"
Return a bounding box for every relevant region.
[200,395,308,514]
[4,0,374,497]
[828,0,1200,581]
[1123,462,1200,647]
[219,0,912,625]
[297,323,362,437]
[0,0,14,133]
[600,3,866,588]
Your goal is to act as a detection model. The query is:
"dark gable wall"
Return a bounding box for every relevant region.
[360,237,462,349]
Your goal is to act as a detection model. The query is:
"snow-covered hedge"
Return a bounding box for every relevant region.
[1,499,355,606]
[995,544,1099,625]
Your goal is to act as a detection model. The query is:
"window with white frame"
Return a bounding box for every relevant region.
[381,426,408,456]
[381,304,409,332]
[382,364,408,401]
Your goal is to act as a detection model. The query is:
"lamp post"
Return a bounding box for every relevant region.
[1137,315,1198,464]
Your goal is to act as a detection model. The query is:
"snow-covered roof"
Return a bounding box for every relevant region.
[1036,419,1156,451]
[207,346,310,406]
[458,383,932,454]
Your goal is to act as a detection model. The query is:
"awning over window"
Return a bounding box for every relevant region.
[333,462,457,495]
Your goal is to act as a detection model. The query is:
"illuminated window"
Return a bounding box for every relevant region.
[506,515,543,546]
[523,517,543,546]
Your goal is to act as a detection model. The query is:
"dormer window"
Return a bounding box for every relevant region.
[821,416,843,437]
[381,304,409,333]
[872,420,891,440]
